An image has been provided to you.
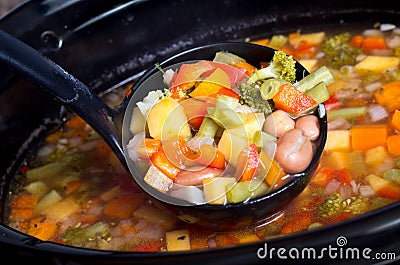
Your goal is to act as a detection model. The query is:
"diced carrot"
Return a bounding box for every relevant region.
[288,32,301,39]
[280,210,312,234]
[311,167,353,187]
[390,110,400,130]
[311,167,335,187]
[361,37,388,51]
[46,131,63,144]
[234,61,257,75]
[125,88,132,97]
[376,185,400,200]
[137,138,162,159]
[250,38,269,47]
[10,208,34,220]
[27,217,58,241]
[65,116,86,130]
[235,144,259,182]
[294,45,316,59]
[95,140,112,159]
[119,221,137,234]
[387,134,400,156]
[349,35,365,48]
[189,235,209,250]
[326,213,354,224]
[132,241,163,252]
[350,125,388,151]
[374,81,400,112]
[12,194,39,209]
[65,180,82,195]
[280,47,295,57]
[197,144,226,169]
[336,168,353,184]
[103,193,145,219]
[72,213,99,225]
[215,232,239,246]
[272,83,318,115]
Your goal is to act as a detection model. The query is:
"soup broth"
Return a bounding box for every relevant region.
[5,24,400,252]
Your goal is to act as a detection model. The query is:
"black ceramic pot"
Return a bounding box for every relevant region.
[0,1,399,265]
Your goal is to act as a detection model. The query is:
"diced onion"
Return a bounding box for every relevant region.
[339,185,353,199]
[126,132,146,161]
[328,117,352,131]
[350,180,360,194]
[324,179,341,195]
[386,35,400,49]
[359,185,375,197]
[163,69,175,86]
[368,104,389,122]
[365,81,382,93]
[37,144,56,158]
[380,23,396,32]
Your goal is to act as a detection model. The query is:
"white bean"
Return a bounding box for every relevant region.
[263,110,295,138]
[295,115,320,141]
[275,129,313,173]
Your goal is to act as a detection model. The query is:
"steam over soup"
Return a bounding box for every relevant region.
[5,24,400,252]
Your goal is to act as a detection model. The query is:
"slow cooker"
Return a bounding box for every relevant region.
[0,1,399,264]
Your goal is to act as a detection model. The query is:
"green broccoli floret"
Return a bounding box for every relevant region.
[247,50,297,84]
[63,222,110,246]
[320,33,362,69]
[318,192,370,218]
[237,83,274,115]
[318,192,342,218]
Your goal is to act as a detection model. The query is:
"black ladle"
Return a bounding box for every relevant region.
[0,29,327,228]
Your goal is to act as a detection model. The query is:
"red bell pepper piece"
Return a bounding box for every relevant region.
[150,146,181,180]
[273,83,318,115]
[235,144,259,182]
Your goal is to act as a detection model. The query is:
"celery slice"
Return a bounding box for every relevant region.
[213,51,245,65]
[294,66,334,92]
[197,116,220,138]
[269,35,288,48]
[260,79,288,100]
[304,82,330,104]
[208,107,244,129]
[383,169,400,185]
[26,162,65,181]
[327,106,367,121]
[225,180,269,203]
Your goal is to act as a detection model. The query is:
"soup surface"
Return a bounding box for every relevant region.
[5,24,400,252]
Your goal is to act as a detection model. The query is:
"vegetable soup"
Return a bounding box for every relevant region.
[5,24,400,252]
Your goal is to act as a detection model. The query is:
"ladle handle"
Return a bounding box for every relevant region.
[0,29,126,165]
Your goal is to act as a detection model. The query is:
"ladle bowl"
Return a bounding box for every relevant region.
[0,29,327,228]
